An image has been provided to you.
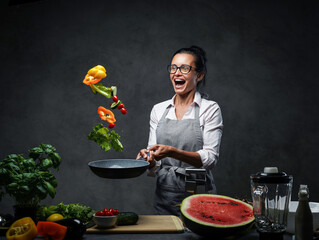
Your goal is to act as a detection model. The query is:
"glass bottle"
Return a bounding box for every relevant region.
[295,185,313,240]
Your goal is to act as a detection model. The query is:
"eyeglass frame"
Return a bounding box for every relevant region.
[167,64,197,74]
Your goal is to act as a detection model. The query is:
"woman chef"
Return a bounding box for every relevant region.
[137,46,223,216]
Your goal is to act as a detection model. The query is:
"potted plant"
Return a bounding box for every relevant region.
[0,143,61,221]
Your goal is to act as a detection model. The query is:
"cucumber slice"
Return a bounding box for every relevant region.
[111,86,117,96]
[110,100,121,109]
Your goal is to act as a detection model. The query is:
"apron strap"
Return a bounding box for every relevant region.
[158,166,187,176]
[159,102,200,122]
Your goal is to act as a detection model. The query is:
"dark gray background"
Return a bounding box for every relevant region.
[1,0,318,215]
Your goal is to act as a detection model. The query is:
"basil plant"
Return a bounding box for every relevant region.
[0,144,61,207]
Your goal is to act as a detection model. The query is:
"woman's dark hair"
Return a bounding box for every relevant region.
[172,45,207,90]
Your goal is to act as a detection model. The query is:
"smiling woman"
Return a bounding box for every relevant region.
[168,53,204,100]
[137,46,223,216]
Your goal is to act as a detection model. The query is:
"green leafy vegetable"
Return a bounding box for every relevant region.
[37,203,95,222]
[88,123,123,152]
[90,83,112,98]
[0,144,61,206]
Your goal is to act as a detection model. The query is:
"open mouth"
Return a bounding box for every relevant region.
[174,79,185,87]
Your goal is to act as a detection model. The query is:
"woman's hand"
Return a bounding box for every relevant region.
[136,149,149,160]
[136,149,156,168]
[148,144,174,161]
[148,144,203,168]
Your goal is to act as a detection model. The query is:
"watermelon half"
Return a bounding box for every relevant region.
[181,194,255,238]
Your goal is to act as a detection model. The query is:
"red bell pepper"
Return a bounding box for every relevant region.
[37,221,67,240]
[97,106,116,123]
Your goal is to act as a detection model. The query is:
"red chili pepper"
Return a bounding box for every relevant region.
[97,106,116,123]
[37,221,67,240]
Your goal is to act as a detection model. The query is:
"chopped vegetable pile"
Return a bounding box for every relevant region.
[83,65,127,152]
[37,203,96,223]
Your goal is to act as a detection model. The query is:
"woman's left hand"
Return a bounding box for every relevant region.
[148,144,174,161]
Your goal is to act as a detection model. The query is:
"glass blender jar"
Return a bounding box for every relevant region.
[251,167,293,239]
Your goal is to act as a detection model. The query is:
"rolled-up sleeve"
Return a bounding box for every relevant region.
[197,104,223,170]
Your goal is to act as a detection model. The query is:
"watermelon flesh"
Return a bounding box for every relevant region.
[181,194,255,237]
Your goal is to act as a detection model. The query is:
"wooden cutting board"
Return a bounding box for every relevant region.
[86,215,185,233]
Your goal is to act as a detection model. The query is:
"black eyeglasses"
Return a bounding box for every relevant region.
[167,64,196,74]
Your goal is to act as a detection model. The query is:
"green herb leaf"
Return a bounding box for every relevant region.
[110,131,124,152]
[44,181,56,198]
[41,158,53,169]
[88,123,123,152]
[37,185,47,194]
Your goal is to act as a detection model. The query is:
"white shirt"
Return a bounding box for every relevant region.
[147,92,223,175]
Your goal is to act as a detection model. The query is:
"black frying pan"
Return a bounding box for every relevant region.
[88,154,150,179]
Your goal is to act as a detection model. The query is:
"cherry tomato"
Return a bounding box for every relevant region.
[120,108,127,115]
[95,211,104,216]
[113,209,119,215]
[103,208,109,213]
[117,103,124,109]
[108,123,115,128]
[112,96,118,102]
[104,211,113,216]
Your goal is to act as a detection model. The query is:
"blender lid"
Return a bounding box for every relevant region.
[250,167,293,183]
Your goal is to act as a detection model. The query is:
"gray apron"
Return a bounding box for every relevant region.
[154,104,216,216]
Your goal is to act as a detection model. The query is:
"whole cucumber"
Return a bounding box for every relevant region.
[117,212,138,225]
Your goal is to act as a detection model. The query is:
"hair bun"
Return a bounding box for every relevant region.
[189,45,207,62]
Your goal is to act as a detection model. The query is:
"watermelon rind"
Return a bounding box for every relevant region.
[180,194,255,238]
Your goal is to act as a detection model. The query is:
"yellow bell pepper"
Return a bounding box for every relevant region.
[83,65,107,85]
[6,217,38,240]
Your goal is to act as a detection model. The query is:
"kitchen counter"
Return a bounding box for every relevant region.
[0,229,295,240]
[82,229,294,240]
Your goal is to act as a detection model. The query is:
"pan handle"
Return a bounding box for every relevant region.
[137,152,150,161]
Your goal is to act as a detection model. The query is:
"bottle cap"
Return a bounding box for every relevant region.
[299,184,309,195]
[264,167,278,173]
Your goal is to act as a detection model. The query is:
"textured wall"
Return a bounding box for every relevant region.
[0,0,318,215]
